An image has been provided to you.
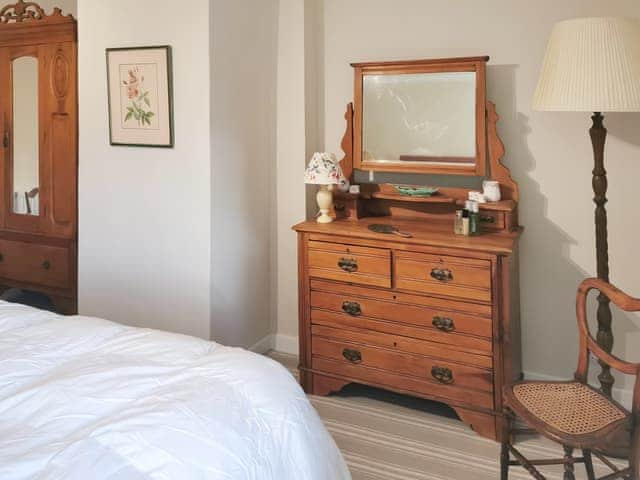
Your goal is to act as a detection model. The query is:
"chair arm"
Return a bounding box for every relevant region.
[575,278,640,377]
[578,278,640,312]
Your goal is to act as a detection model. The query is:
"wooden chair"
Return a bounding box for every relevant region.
[501,278,640,480]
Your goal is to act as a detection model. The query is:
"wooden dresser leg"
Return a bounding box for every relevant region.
[312,373,350,396]
[453,407,498,441]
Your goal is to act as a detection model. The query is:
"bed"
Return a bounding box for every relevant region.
[0,301,351,479]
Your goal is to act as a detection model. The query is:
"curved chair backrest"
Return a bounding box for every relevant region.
[575,278,640,418]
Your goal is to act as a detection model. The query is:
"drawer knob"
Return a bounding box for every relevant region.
[480,215,495,224]
[342,301,362,316]
[338,257,358,273]
[431,366,454,385]
[342,348,362,364]
[42,260,51,270]
[432,316,455,332]
[430,268,453,282]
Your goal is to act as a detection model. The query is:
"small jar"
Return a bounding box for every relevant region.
[482,180,501,202]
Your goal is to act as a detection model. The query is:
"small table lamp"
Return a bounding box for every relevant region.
[533,17,640,395]
[304,152,343,224]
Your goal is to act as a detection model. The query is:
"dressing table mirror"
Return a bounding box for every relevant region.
[0,1,78,313]
[355,57,487,176]
[294,56,523,442]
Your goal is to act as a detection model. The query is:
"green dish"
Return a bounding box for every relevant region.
[392,185,439,197]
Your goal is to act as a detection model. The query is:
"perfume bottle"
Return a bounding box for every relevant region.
[461,209,470,236]
[454,210,464,235]
[468,200,480,235]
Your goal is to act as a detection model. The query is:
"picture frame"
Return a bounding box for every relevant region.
[106,45,174,148]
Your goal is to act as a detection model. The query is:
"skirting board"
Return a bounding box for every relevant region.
[249,333,298,355]
[257,334,634,406]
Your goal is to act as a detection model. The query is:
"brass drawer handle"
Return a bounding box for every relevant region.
[432,316,455,332]
[338,257,358,273]
[431,366,454,385]
[430,268,453,282]
[480,215,496,224]
[42,260,51,270]
[342,301,362,316]
[342,348,362,364]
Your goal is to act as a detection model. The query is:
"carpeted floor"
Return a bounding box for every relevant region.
[268,351,623,480]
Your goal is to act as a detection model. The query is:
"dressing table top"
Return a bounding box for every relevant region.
[294,217,521,256]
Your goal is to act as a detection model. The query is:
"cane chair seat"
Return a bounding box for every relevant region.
[511,381,628,436]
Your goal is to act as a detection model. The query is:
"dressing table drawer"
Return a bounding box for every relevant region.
[478,210,506,231]
[311,337,494,409]
[308,241,391,288]
[395,252,492,303]
[0,240,70,289]
[310,290,493,339]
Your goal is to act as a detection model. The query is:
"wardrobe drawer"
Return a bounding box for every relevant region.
[395,252,492,302]
[310,290,493,339]
[0,240,70,289]
[311,339,494,409]
[308,241,391,288]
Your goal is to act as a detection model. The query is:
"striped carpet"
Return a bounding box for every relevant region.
[268,351,624,480]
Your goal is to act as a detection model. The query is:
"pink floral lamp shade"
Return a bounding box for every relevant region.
[304,153,345,185]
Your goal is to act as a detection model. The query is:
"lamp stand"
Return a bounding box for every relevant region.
[316,185,334,224]
[590,112,614,397]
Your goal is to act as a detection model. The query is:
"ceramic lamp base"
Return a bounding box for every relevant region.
[316,185,334,224]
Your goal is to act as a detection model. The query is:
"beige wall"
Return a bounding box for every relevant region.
[78,0,213,339]
[275,0,309,352]
[210,0,279,348]
[277,0,640,401]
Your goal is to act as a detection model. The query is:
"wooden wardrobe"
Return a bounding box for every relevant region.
[294,57,522,441]
[0,1,77,313]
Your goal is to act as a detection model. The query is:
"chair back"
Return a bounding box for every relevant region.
[575,278,640,418]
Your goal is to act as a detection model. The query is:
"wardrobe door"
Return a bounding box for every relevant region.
[1,45,46,234]
[40,41,77,239]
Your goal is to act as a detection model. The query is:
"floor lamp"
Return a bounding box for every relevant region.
[533,17,640,396]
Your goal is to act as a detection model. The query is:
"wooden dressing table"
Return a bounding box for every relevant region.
[294,57,522,441]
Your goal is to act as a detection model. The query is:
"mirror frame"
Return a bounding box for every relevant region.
[352,56,488,176]
[1,44,44,232]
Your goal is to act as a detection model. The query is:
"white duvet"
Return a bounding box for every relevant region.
[0,302,350,480]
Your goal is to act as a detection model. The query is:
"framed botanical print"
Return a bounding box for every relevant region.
[106,46,174,148]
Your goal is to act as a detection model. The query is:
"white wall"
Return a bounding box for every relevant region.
[78,0,212,339]
[277,0,640,401]
[210,0,279,348]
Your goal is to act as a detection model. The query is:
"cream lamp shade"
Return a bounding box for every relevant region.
[304,152,343,185]
[533,17,640,112]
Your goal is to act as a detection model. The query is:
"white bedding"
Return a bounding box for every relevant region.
[0,302,350,480]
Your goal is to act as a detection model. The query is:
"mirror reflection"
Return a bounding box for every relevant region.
[362,71,476,166]
[12,56,40,216]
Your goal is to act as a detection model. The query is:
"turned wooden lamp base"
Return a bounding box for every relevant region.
[590,112,614,397]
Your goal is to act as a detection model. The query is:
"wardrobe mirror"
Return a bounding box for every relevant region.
[12,55,40,216]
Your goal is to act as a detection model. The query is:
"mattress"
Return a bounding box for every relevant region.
[0,302,350,479]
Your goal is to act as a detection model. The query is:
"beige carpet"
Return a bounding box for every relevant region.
[268,351,624,480]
